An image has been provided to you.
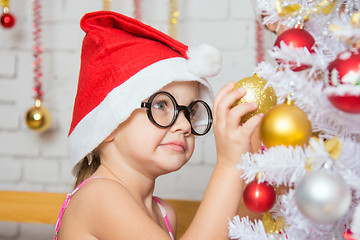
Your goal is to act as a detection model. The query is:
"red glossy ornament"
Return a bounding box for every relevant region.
[325,50,360,113]
[274,28,315,71]
[327,50,360,87]
[327,95,360,113]
[243,181,276,213]
[1,13,15,28]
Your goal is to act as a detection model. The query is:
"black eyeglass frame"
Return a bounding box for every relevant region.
[140,91,213,136]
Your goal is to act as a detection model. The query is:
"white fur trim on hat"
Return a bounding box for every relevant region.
[187,44,222,78]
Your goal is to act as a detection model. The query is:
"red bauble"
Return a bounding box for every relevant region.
[327,50,360,86]
[327,95,360,113]
[1,13,16,28]
[243,181,276,213]
[324,49,360,113]
[274,28,315,71]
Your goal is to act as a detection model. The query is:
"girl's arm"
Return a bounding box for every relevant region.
[182,81,263,239]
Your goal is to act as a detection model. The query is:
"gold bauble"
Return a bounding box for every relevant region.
[25,100,51,132]
[232,75,277,123]
[260,100,312,148]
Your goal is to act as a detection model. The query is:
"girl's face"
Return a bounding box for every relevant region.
[104,81,200,177]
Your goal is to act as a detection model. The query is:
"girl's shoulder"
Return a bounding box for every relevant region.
[71,177,133,207]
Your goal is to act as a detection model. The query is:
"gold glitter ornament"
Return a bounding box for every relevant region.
[260,98,312,148]
[262,212,286,234]
[232,75,277,123]
[25,99,51,132]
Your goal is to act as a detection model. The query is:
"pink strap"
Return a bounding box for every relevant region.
[53,177,96,239]
[153,196,174,240]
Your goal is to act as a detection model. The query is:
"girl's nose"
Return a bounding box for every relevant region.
[171,111,192,135]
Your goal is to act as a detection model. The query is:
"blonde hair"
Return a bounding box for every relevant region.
[73,150,101,189]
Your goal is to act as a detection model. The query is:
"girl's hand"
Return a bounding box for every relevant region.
[212,81,263,167]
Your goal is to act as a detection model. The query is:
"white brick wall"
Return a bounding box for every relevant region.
[0,0,273,239]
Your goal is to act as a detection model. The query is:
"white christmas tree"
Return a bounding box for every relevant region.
[228,1,360,239]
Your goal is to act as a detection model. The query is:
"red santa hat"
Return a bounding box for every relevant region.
[68,11,221,165]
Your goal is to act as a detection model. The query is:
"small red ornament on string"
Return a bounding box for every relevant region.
[243,180,276,213]
[1,0,15,28]
[324,49,360,113]
[274,28,315,71]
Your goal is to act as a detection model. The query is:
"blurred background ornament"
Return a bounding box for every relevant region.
[168,0,179,39]
[295,168,352,223]
[243,181,276,213]
[232,74,277,123]
[0,0,15,28]
[324,49,360,113]
[260,97,312,149]
[25,99,51,132]
[274,28,315,71]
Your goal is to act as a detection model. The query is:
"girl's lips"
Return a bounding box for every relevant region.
[160,141,186,152]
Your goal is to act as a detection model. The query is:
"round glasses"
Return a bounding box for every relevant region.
[140,91,212,136]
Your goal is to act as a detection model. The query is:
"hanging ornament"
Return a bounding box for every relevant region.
[324,49,360,113]
[274,28,315,71]
[295,168,352,223]
[25,0,51,132]
[25,99,51,132]
[260,97,312,149]
[243,181,276,213]
[232,74,277,123]
[168,0,179,39]
[1,0,15,28]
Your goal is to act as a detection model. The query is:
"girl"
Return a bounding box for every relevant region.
[55,11,262,240]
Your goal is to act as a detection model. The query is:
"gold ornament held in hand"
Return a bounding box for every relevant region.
[232,75,277,123]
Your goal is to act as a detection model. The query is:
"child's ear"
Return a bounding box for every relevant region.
[103,133,115,143]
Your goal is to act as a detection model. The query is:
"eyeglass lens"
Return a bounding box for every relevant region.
[151,93,176,127]
[150,92,210,135]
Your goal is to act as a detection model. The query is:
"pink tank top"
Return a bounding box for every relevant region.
[54,177,174,240]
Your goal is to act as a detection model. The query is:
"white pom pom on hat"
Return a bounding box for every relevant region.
[187,44,222,78]
[67,11,222,167]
